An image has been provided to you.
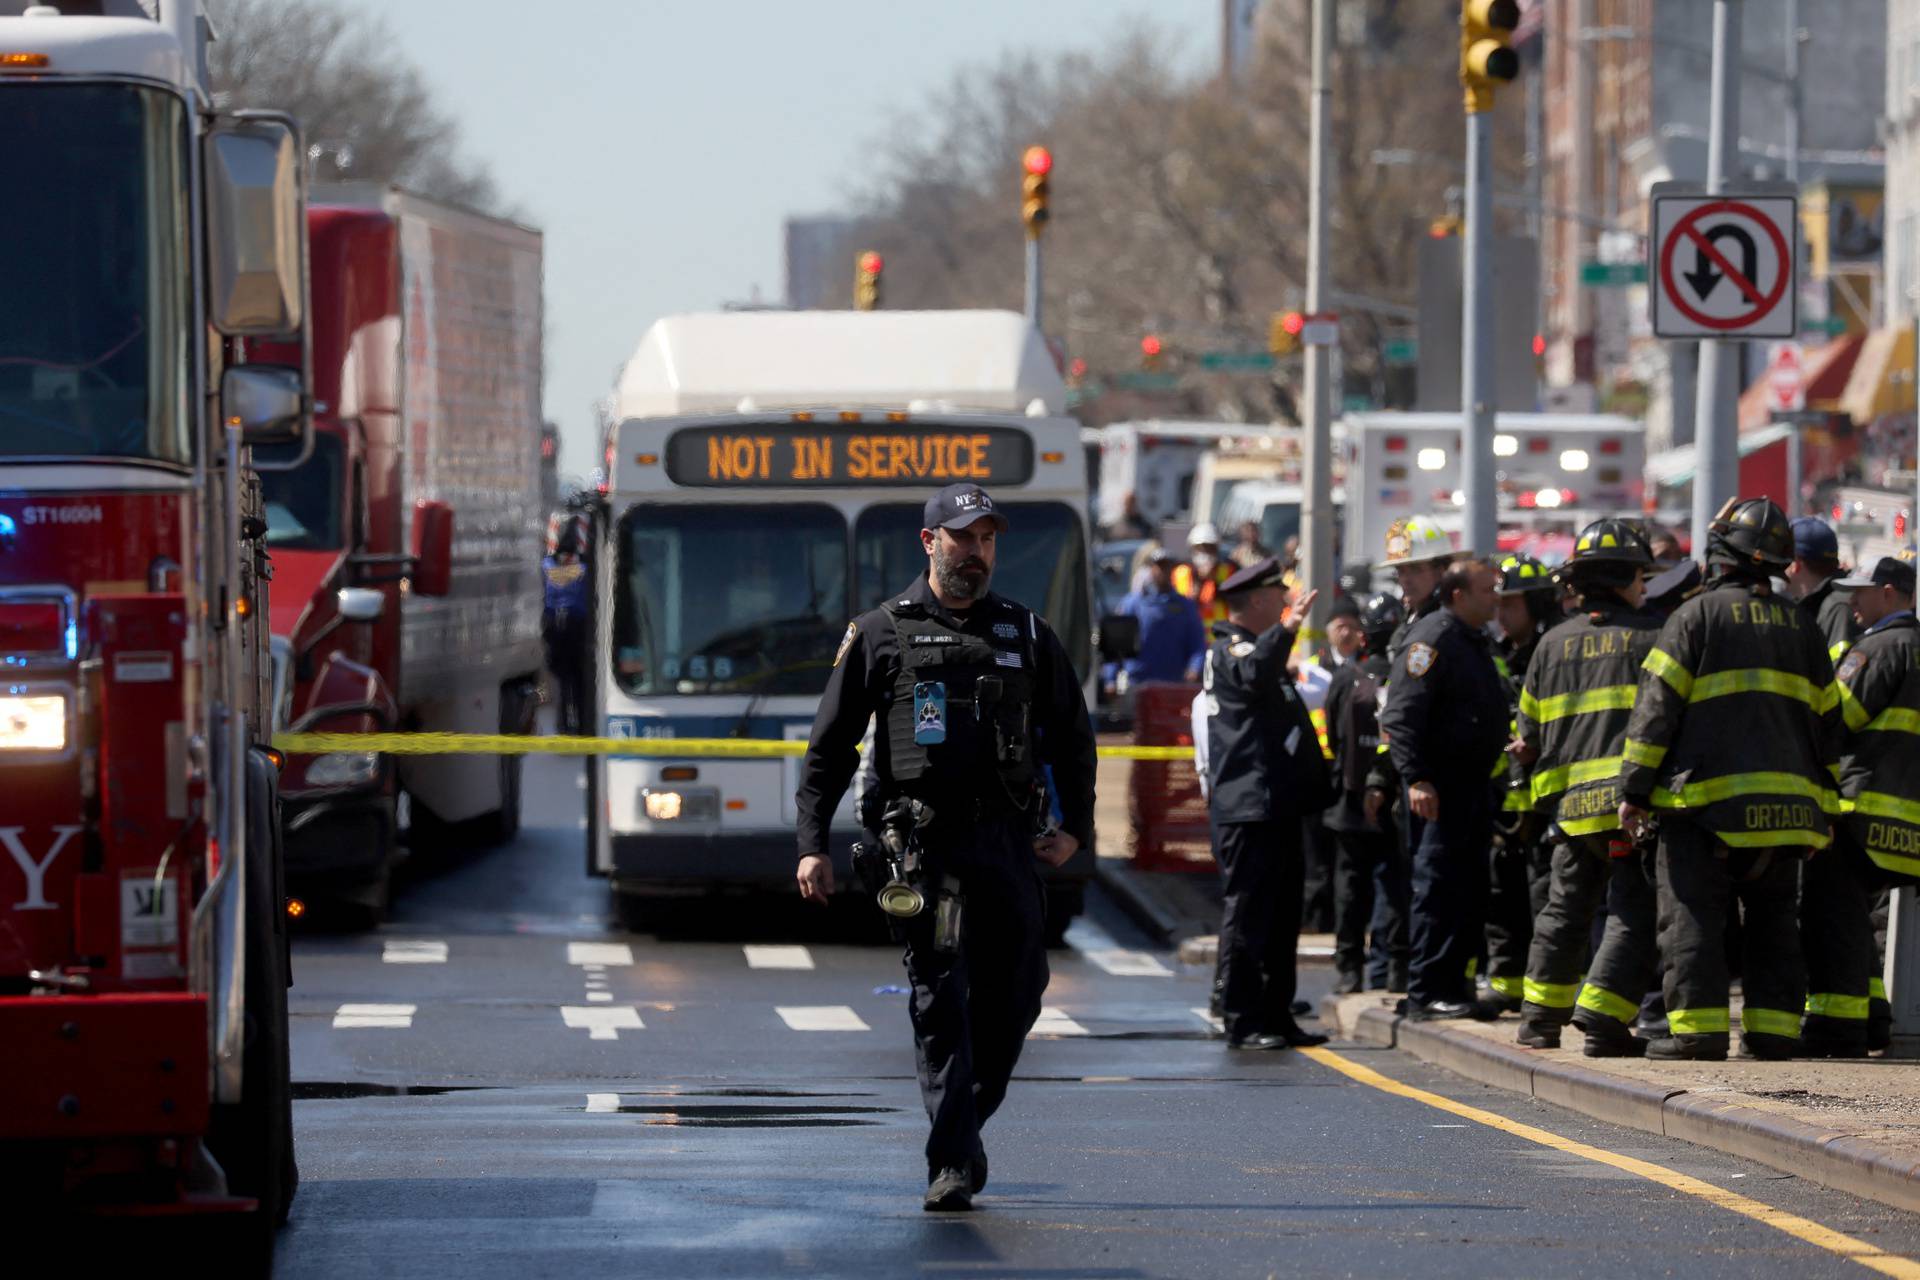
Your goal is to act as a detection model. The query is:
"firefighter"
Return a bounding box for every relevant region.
[1800,556,1919,1056]
[1379,558,1510,1020]
[1788,517,1860,661]
[1485,554,1560,1011]
[1172,522,1236,626]
[1618,498,1841,1062]
[1325,591,1409,993]
[1513,520,1663,1055]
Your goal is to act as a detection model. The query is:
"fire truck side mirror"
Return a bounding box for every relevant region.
[412,501,455,598]
[223,365,304,445]
[204,116,305,336]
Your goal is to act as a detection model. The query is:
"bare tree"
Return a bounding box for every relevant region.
[207,0,497,211]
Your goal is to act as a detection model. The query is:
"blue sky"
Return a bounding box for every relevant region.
[332,0,1211,481]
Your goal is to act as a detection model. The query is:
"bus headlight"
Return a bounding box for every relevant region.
[305,750,380,788]
[0,692,66,752]
[642,787,719,822]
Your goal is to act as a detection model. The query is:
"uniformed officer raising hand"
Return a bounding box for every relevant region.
[793,483,1097,1213]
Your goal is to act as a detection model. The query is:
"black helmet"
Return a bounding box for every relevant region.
[1495,553,1554,597]
[1358,591,1404,646]
[1708,497,1793,571]
[1569,518,1653,568]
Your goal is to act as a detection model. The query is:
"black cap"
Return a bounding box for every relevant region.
[1219,555,1287,596]
[923,483,1008,533]
[1328,596,1362,622]
[1791,516,1840,560]
[1644,558,1701,605]
[1836,556,1918,595]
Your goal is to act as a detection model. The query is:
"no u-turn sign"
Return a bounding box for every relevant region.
[1650,185,1798,340]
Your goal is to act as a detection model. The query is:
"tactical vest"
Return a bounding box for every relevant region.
[1338,667,1384,794]
[882,600,1038,810]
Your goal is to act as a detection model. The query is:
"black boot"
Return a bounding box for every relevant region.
[1582,1031,1648,1059]
[1515,1019,1561,1049]
[1736,1033,1798,1061]
[1645,1033,1729,1061]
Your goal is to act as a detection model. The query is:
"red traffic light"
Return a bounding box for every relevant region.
[1281,312,1305,337]
[1068,357,1088,379]
[1531,333,1546,358]
[1140,334,1163,358]
[858,251,883,276]
[1023,145,1053,176]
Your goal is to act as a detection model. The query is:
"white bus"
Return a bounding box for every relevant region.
[587,311,1096,936]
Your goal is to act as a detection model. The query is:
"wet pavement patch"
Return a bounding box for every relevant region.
[292,1082,491,1100]
[602,1102,897,1128]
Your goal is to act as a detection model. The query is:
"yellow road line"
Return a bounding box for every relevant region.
[272,732,1195,761]
[1300,1045,1920,1278]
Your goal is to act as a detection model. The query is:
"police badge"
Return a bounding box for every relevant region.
[1405,642,1436,678]
[833,621,858,667]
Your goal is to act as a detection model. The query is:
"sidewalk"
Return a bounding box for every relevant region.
[1319,990,1920,1215]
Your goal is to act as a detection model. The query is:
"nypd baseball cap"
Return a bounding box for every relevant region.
[1791,516,1840,560]
[924,483,1009,533]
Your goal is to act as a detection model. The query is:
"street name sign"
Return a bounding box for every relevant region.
[1650,186,1797,339]
[1198,351,1276,371]
[1580,260,1647,287]
[1300,313,1339,347]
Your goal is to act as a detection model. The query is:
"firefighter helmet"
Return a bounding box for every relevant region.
[1708,497,1793,570]
[1358,591,1405,646]
[1569,517,1654,568]
[1382,516,1454,566]
[1496,553,1554,597]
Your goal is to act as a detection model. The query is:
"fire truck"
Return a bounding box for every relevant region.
[0,0,304,1258]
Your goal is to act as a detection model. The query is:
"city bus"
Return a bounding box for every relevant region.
[587,310,1095,938]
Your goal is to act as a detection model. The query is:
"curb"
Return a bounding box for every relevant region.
[1321,995,1920,1216]
[1093,859,1191,947]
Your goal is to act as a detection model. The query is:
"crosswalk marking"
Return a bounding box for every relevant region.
[1030,1007,1089,1037]
[585,1092,619,1113]
[563,1006,643,1040]
[743,944,814,970]
[1084,948,1173,978]
[381,940,447,964]
[776,1005,869,1032]
[586,991,613,1003]
[333,1003,416,1029]
[1190,1007,1224,1034]
[568,942,633,967]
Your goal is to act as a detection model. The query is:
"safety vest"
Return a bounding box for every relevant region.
[1517,602,1661,836]
[881,600,1038,811]
[1835,615,1920,877]
[1172,561,1235,625]
[1619,577,1842,849]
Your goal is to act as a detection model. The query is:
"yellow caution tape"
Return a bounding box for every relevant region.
[272,732,1195,762]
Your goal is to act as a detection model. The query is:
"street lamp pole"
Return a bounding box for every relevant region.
[1690,0,1743,556]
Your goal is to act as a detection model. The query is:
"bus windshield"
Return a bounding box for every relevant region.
[614,504,848,697]
[0,85,189,463]
[854,502,1091,683]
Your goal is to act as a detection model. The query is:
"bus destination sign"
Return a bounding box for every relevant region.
[664,425,1035,488]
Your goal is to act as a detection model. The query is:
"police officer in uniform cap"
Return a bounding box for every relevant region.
[795,482,1097,1211]
[1619,497,1840,1061]
[1378,557,1510,1020]
[1200,556,1333,1049]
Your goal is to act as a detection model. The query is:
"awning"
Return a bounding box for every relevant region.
[1838,324,1916,425]
[1645,423,1794,489]
[1737,333,1865,430]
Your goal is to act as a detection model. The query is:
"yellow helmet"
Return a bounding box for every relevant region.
[1382,516,1455,566]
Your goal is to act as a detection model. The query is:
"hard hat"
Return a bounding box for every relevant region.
[1188,522,1221,548]
[1568,517,1654,569]
[1708,497,1793,571]
[1358,591,1405,643]
[1382,516,1454,566]
[1496,553,1554,596]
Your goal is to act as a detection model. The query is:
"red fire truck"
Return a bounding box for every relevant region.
[0,0,304,1258]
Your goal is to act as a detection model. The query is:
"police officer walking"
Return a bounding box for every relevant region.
[1379,558,1510,1020]
[1619,498,1840,1061]
[1513,520,1663,1056]
[1801,555,1920,1056]
[541,519,592,734]
[1200,557,1333,1049]
[794,483,1097,1211]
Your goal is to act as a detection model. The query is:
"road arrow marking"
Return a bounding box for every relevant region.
[562,1006,643,1040]
[568,942,633,967]
[586,1092,619,1113]
[382,940,448,964]
[743,944,815,970]
[333,1003,416,1029]
[776,1005,870,1031]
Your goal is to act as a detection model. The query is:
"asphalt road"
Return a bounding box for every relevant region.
[272,754,1920,1278]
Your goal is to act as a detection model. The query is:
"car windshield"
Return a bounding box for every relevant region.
[257,435,346,550]
[854,502,1092,684]
[0,85,189,463]
[614,504,848,696]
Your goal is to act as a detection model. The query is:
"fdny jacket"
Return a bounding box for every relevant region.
[795,573,1097,860]
[1834,612,1920,876]
[1620,577,1841,848]
[1201,619,1331,823]
[1378,607,1509,791]
[1516,600,1662,836]
[1801,575,1861,662]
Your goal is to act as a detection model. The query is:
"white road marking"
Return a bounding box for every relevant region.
[1030,1007,1089,1037]
[562,1006,643,1040]
[776,1005,870,1032]
[581,963,606,973]
[1299,943,1336,958]
[576,774,588,790]
[381,940,448,964]
[333,1003,416,1029]
[1191,1007,1225,1034]
[568,942,633,967]
[743,944,814,970]
[586,991,613,1003]
[1084,948,1174,978]
[586,1092,619,1113]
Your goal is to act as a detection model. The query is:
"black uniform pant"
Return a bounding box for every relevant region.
[1211,817,1306,1042]
[543,618,591,734]
[1521,833,1658,1037]
[1485,822,1538,1002]
[1406,780,1494,1008]
[1302,816,1335,934]
[1656,819,1807,1050]
[1333,822,1406,987]
[901,819,1049,1175]
[1801,832,1914,1048]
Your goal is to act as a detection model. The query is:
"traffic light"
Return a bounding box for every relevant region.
[853,250,883,311]
[1066,356,1088,386]
[1021,145,1052,238]
[1429,214,1464,238]
[1269,311,1304,358]
[1460,0,1520,113]
[1140,333,1163,371]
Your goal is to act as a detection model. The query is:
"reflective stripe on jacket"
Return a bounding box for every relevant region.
[1835,614,1920,876]
[1517,601,1661,836]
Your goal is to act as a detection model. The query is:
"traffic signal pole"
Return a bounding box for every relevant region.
[1025,236,1043,331]
[1690,0,1742,556]
[1298,0,1334,653]
[1461,104,1497,558]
